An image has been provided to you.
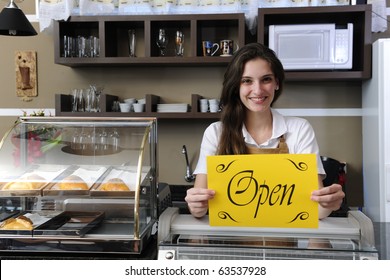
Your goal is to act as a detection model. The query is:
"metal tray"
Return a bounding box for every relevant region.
[0,211,60,236]
[0,210,21,222]
[33,211,105,237]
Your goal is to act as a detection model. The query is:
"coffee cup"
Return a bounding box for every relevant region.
[219,39,239,56]
[133,103,145,113]
[202,41,219,56]
[119,103,131,112]
[199,99,209,113]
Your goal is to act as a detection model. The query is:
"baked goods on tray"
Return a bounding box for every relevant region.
[0,216,33,230]
[58,175,89,190]
[2,174,46,190]
[100,178,130,191]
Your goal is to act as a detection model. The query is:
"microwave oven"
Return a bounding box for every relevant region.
[268,23,353,70]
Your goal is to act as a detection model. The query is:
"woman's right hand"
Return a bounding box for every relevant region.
[184,173,215,218]
[185,187,215,218]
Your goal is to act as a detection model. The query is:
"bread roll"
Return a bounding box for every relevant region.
[2,174,46,190]
[100,178,129,191]
[0,216,33,230]
[58,175,89,190]
[3,181,35,190]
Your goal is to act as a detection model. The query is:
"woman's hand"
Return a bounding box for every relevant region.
[311,183,345,210]
[185,173,215,218]
[311,183,345,219]
[185,187,215,218]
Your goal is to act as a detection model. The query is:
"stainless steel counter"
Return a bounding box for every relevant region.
[374,222,390,260]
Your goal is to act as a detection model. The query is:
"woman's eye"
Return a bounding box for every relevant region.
[241,79,252,84]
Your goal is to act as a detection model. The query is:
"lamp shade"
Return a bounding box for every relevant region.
[0,4,37,36]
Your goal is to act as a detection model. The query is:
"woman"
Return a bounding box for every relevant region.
[185,43,345,219]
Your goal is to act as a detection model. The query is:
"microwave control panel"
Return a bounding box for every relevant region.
[334,23,353,68]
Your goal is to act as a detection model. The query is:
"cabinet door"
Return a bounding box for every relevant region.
[258,5,372,81]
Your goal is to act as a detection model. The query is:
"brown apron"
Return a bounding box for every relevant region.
[245,135,296,248]
[246,135,289,154]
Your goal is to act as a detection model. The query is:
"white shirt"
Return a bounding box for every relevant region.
[194,108,325,175]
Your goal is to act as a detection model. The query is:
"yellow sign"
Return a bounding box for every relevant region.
[207,154,319,228]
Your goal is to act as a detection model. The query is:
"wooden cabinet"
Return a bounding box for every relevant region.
[54,13,248,67]
[258,5,372,81]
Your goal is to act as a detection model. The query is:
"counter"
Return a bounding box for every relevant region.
[373,222,390,260]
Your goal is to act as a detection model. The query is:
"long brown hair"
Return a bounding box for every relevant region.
[217,43,285,155]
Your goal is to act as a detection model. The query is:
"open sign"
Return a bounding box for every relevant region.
[207,154,319,228]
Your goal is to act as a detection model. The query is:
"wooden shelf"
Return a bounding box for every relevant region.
[54,13,248,67]
[55,93,221,119]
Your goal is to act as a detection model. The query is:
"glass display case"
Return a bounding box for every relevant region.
[0,117,158,257]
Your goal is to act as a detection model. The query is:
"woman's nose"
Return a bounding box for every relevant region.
[251,81,263,94]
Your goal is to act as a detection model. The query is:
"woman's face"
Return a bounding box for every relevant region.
[239,58,279,113]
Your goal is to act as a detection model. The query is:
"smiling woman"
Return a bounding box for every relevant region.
[185,43,345,220]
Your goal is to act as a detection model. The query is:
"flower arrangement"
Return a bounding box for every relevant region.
[11,110,62,167]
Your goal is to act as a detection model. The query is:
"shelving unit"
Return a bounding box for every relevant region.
[54,13,248,67]
[53,5,372,118]
[258,5,372,81]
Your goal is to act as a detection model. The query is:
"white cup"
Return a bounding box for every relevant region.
[119,103,131,112]
[209,99,219,105]
[124,98,136,111]
[133,103,145,113]
[209,104,219,113]
[200,104,209,113]
[137,98,146,104]
[199,98,209,112]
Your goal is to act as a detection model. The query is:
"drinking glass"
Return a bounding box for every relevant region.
[128,29,136,57]
[71,89,78,112]
[90,84,104,112]
[156,28,168,56]
[76,89,84,112]
[108,129,120,152]
[175,30,184,56]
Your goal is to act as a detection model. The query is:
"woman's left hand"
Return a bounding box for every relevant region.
[311,184,345,211]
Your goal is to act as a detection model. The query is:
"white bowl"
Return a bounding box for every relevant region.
[124,98,136,104]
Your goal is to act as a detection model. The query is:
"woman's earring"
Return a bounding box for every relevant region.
[275,86,279,91]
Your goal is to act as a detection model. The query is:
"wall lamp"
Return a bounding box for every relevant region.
[0,0,37,36]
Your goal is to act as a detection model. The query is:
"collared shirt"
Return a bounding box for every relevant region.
[194,108,325,175]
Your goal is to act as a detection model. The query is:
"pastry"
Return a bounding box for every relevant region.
[2,174,46,190]
[100,178,129,191]
[0,216,33,230]
[58,175,89,190]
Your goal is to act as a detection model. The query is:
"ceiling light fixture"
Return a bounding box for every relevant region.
[0,0,37,36]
